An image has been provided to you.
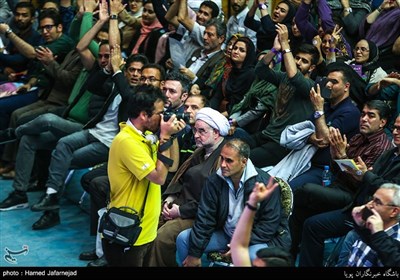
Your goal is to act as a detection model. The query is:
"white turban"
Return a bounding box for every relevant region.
[195,107,230,136]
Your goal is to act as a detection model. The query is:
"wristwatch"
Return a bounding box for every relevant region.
[5,28,12,37]
[282,48,291,54]
[258,2,268,10]
[110,14,118,20]
[344,7,352,13]
[314,110,325,119]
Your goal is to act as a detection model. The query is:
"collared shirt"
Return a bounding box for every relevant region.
[347,130,394,167]
[188,49,220,83]
[176,22,205,64]
[226,7,257,48]
[333,129,393,193]
[348,223,400,267]
[216,160,259,237]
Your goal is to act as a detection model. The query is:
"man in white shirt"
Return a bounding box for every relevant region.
[165,0,220,66]
[226,0,257,47]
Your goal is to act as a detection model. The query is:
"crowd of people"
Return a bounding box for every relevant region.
[0,0,399,268]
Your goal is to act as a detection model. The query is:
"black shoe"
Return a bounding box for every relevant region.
[79,250,98,261]
[31,193,59,211]
[27,182,46,192]
[87,256,108,267]
[0,191,28,211]
[0,128,16,145]
[32,211,60,230]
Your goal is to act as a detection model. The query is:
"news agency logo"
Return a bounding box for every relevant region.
[4,245,29,264]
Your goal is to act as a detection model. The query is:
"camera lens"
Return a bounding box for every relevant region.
[163,111,190,123]
[163,111,173,122]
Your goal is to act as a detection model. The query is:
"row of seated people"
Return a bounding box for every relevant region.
[0,0,399,179]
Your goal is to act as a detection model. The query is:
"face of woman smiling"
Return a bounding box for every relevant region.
[141,3,157,25]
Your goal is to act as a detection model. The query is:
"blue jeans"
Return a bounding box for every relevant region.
[45,129,109,193]
[336,230,359,267]
[13,113,83,192]
[176,228,268,266]
[0,90,38,130]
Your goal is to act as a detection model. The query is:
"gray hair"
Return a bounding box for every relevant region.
[223,138,250,160]
[379,183,400,220]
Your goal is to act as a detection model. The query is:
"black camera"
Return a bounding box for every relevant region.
[361,207,373,221]
[163,111,190,123]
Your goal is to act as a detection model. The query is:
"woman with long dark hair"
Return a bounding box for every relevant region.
[210,36,256,117]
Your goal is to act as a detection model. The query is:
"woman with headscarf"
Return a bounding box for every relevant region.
[346,39,387,84]
[210,37,256,117]
[127,0,164,62]
[244,0,296,53]
[228,50,281,135]
[118,0,144,53]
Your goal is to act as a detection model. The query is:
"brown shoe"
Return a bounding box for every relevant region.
[2,170,15,179]
[0,165,13,175]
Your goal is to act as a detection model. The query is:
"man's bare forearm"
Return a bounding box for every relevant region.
[7,32,36,59]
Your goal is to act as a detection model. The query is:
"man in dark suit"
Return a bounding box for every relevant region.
[179,18,226,99]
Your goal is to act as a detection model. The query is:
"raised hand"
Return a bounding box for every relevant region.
[248,177,279,206]
[98,0,109,22]
[35,46,56,65]
[110,44,124,73]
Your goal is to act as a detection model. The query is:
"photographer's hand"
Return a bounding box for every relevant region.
[0,23,10,35]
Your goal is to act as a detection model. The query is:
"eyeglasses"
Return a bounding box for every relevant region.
[38,24,55,33]
[370,196,397,207]
[192,127,212,136]
[353,47,369,53]
[139,76,161,83]
[98,54,110,59]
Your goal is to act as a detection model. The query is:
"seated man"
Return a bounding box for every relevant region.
[288,62,361,190]
[346,183,400,267]
[230,176,293,267]
[176,138,291,266]
[0,2,41,82]
[147,107,229,267]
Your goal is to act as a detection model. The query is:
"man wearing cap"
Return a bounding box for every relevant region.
[176,138,291,267]
[147,107,229,267]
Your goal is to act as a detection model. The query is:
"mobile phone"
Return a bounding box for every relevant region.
[17,87,27,94]
[361,207,373,221]
[314,76,331,99]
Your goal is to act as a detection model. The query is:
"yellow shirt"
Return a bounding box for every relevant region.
[107,122,161,246]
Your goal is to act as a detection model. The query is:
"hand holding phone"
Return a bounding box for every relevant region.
[361,207,373,221]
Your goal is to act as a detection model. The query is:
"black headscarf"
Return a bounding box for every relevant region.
[361,39,379,73]
[279,0,296,25]
[225,37,257,113]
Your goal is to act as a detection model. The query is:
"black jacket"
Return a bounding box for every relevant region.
[188,166,291,258]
